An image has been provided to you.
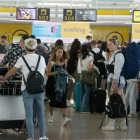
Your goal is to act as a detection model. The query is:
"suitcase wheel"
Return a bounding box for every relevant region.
[76,109,80,111]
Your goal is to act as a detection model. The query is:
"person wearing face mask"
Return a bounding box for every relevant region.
[46,46,71,126]
[101,38,127,131]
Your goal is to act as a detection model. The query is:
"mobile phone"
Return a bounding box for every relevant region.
[106,48,110,53]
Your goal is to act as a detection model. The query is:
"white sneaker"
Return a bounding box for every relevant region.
[128,113,138,118]
[67,100,73,107]
[101,125,115,131]
[48,114,53,123]
[63,117,71,126]
[39,136,49,140]
[27,138,34,140]
[116,125,127,131]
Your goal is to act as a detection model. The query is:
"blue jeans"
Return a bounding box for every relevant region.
[97,75,104,88]
[22,89,45,138]
[80,83,93,112]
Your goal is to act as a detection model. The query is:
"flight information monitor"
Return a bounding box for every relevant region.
[76,9,97,21]
[16,8,36,20]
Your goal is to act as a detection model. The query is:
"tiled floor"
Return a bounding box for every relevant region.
[0,102,140,140]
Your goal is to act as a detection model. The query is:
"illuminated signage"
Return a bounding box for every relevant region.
[76,9,97,21]
[38,8,50,21]
[63,9,75,21]
[133,10,140,22]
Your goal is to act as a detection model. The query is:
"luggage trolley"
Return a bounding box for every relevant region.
[0,80,27,135]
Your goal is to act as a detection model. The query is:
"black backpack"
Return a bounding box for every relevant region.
[22,55,45,94]
[67,55,77,74]
[91,50,105,75]
[99,92,128,129]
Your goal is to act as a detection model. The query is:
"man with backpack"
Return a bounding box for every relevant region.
[2,38,49,140]
[90,40,106,88]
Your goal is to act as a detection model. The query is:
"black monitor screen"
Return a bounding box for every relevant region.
[16,8,36,20]
[76,9,97,22]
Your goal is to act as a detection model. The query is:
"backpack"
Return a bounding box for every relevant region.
[35,45,44,56]
[22,55,45,94]
[67,55,77,74]
[99,92,128,129]
[107,42,140,79]
[91,50,105,75]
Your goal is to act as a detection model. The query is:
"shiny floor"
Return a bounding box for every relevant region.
[0,102,140,140]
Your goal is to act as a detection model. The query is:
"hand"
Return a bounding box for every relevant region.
[54,71,60,75]
[68,75,73,78]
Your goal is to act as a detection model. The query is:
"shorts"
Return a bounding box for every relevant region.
[111,79,125,90]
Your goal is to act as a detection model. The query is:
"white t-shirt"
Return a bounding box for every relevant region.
[91,48,106,58]
[81,56,93,71]
[15,54,46,91]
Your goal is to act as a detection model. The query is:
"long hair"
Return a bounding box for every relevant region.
[81,44,90,60]
[50,46,69,62]
[69,39,81,55]
[100,41,107,52]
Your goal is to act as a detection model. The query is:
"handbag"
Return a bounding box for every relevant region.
[80,70,95,85]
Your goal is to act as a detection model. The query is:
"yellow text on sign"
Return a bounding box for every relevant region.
[61,23,89,38]
[133,11,140,22]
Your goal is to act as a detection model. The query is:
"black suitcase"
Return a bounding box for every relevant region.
[89,89,107,113]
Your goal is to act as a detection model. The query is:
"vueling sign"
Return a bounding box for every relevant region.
[133,10,140,22]
[61,23,89,38]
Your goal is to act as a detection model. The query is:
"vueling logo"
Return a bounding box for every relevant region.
[64,26,85,34]
[135,15,140,18]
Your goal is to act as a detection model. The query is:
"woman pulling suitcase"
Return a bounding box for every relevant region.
[101,38,127,131]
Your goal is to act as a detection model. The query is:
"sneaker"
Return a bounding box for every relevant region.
[67,100,73,107]
[128,113,138,118]
[27,138,34,140]
[48,114,53,123]
[39,136,49,140]
[101,125,115,131]
[63,117,71,126]
[116,125,127,131]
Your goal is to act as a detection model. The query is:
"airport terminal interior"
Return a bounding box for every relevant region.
[0,0,140,140]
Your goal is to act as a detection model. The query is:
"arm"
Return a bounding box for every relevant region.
[47,61,59,77]
[65,61,73,78]
[113,53,124,90]
[0,63,4,67]
[3,66,19,80]
[88,60,93,70]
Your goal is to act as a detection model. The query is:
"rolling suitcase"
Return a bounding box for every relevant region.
[89,89,107,113]
[75,82,81,111]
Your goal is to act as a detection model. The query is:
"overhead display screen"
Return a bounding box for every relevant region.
[63,9,75,21]
[76,9,97,21]
[133,10,140,22]
[38,8,50,21]
[16,8,36,20]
